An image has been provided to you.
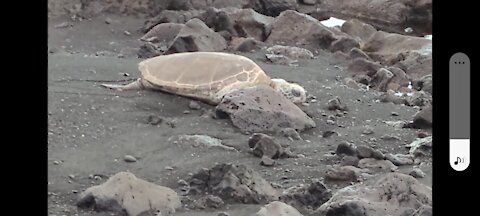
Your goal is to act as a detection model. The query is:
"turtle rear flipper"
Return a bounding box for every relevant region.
[101,78,143,91]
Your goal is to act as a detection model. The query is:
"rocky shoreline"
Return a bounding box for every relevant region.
[48,0,432,215]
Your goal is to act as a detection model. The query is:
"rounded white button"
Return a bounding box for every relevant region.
[450,139,470,171]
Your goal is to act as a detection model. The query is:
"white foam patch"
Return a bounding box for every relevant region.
[424,35,432,40]
[320,17,346,28]
[418,43,432,55]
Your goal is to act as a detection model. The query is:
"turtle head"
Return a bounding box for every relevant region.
[270,78,306,104]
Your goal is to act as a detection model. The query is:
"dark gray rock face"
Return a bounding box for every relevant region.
[260,0,298,17]
[265,10,337,48]
[77,172,181,216]
[216,85,315,134]
[314,0,431,35]
[165,18,227,54]
[315,173,432,216]
[188,163,280,204]
[249,133,284,159]
[412,105,432,129]
[143,9,205,33]
[280,181,332,214]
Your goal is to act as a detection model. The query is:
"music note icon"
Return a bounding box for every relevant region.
[454,157,463,165]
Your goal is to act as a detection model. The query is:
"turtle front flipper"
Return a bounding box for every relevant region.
[100,78,144,91]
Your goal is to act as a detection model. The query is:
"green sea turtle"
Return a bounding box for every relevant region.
[101,52,306,105]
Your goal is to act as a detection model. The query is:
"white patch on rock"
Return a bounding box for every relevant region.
[320,17,346,28]
[406,136,432,155]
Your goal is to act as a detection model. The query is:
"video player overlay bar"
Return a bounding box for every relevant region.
[449,52,470,171]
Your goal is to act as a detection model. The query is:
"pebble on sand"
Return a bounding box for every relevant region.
[361,127,374,135]
[188,101,202,110]
[261,155,276,167]
[327,97,348,111]
[105,18,113,24]
[381,135,401,141]
[55,22,72,28]
[409,168,426,178]
[336,141,357,156]
[147,115,163,125]
[323,130,339,138]
[123,155,137,162]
